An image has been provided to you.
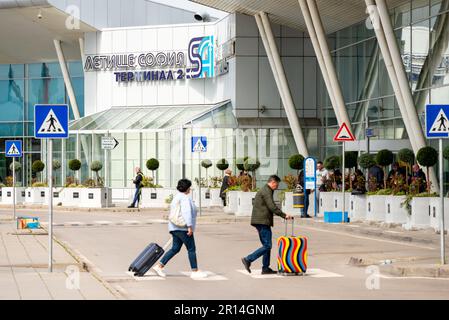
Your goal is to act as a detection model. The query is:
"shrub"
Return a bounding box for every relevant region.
[216,159,229,172]
[376,149,394,189]
[358,153,376,170]
[9,161,21,172]
[417,146,438,194]
[32,160,45,183]
[68,159,81,172]
[324,156,340,171]
[236,157,248,171]
[244,158,261,190]
[283,174,298,191]
[201,159,212,169]
[288,154,305,175]
[444,145,449,161]
[398,148,415,186]
[52,160,61,171]
[146,158,160,182]
[343,151,358,190]
[90,161,104,187]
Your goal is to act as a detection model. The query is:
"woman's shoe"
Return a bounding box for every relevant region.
[190,271,208,279]
[152,265,166,277]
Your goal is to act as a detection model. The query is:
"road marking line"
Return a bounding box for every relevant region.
[236,269,343,279]
[181,271,228,281]
[236,269,283,279]
[125,271,165,281]
[307,268,344,278]
[299,225,436,251]
[124,220,140,225]
[94,221,112,225]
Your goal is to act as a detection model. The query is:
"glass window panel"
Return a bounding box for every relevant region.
[0,64,24,79]
[70,77,85,119]
[0,79,24,121]
[0,123,23,137]
[28,63,62,78]
[27,78,66,121]
[394,3,411,28]
[68,61,84,77]
[70,111,106,131]
[81,109,129,130]
[412,0,430,24]
[96,109,142,130]
[212,103,238,127]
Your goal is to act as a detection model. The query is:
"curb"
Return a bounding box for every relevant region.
[380,264,449,278]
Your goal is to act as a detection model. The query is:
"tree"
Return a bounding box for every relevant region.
[236,157,248,172]
[244,158,261,190]
[32,160,45,183]
[358,153,376,170]
[201,159,213,187]
[417,146,438,194]
[324,155,340,171]
[216,159,229,174]
[90,161,104,187]
[146,158,160,182]
[288,154,305,175]
[68,159,81,185]
[398,148,414,186]
[52,160,62,171]
[342,151,358,190]
[9,161,21,173]
[376,149,394,189]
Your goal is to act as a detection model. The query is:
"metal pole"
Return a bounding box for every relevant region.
[198,151,202,217]
[366,113,370,191]
[440,138,446,264]
[48,139,53,272]
[13,159,16,221]
[342,142,346,223]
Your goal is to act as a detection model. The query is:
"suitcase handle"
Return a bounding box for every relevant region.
[284,217,295,237]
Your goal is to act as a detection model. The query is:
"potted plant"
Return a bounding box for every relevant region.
[236,175,257,217]
[280,174,301,216]
[2,161,25,205]
[79,161,111,208]
[44,160,64,206]
[385,174,408,225]
[403,146,439,230]
[320,156,347,217]
[198,159,213,206]
[62,159,84,207]
[243,157,261,190]
[209,176,223,207]
[140,158,168,208]
[398,148,414,187]
[343,151,358,191]
[25,160,47,204]
[350,153,375,221]
[430,146,449,232]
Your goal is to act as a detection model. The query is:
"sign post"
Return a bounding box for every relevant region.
[35,104,69,272]
[334,123,355,223]
[304,157,317,217]
[192,137,207,217]
[426,104,449,265]
[5,140,23,221]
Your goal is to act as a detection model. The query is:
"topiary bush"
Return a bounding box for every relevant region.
[244,158,261,190]
[68,159,81,186]
[90,161,104,187]
[376,149,394,189]
[146,158,160,181]
[358,153,376,170]
[342,151,358,189]
[398,148,415,186]
[288,154,305,175]
[9,161,21,172]
[32,160,45,183]
[52,160,61,171]
[236,157,248,171]
[216,159,229,173]
[444,145,449,161]
[324,155,340,171]
[201,159,213,186]
[417,146,438,194]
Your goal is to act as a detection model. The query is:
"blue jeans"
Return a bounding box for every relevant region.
[131,188,141,207]
[160,231,198,270]
[246,225,272,270]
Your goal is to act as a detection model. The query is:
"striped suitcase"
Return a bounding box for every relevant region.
[277,219,308,275]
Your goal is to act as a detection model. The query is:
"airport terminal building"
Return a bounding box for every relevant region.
[1,0,449,191]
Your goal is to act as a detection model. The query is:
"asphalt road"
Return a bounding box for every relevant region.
[4,208,448,300]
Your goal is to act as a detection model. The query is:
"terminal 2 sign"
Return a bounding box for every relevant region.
[84,36,217,83]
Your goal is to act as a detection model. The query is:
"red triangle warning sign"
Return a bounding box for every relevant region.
[334,123,355,142]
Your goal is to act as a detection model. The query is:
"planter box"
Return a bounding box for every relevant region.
[403,197,433,230]
[209,188,223,207]
[25,188,47,204]
[62,188,84,207]
[80,188,112,208]
[224,191,239,214]
[44,188,64,206]
[385,195,408,224]
[429,198,449,232]
[349,194,367,221]
[236,191,257,217]
[320,192,350,214]
[366,195,388,222]
[140,188,175,209]
[192,188,211,208]
[1,187,26,205]
[281,192,302,217]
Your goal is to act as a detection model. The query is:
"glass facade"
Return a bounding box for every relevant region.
[0,61,84,186]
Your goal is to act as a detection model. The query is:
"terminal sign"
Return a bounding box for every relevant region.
[101,137,119,150]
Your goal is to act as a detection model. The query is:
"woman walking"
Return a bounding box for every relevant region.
[153,179,207,279]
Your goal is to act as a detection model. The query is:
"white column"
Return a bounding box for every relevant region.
[258,12,309,156]
[297,0,337,117]
[306,0,352,131]
[54,39,81,120]
[374,0,439,191]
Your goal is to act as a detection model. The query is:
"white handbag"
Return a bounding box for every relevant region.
[168,199,187,227]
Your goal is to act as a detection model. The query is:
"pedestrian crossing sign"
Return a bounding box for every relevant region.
[192,137,207,153]
[5,140,22,158]
[426,104,449,139]
[34,104,69,139]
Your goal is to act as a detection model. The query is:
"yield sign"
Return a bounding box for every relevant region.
[334,123,355,142]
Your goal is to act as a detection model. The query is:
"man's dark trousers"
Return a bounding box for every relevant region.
[245,224,272,270]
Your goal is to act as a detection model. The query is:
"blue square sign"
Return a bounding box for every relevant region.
[5,140,22,158]
[192,136,207,153]
[426,104,449,139]
[34,104,69,139]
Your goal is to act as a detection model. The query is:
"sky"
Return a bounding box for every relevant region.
[149,0,228,19]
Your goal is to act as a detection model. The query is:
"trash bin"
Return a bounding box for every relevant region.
[293,192,304,209]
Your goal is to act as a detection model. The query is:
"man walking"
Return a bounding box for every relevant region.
[241,175,292,275]
[128,167,144,208]
[220,169,232,206]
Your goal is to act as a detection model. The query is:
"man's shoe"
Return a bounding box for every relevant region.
[301,215,312,218]
[241,258,251,274]
[261,268,278,275]
[128,205,135,208]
